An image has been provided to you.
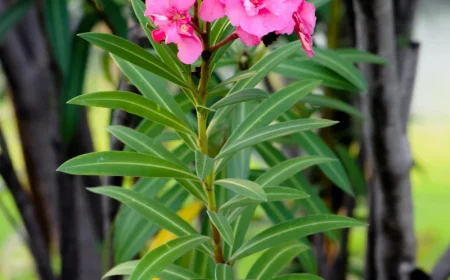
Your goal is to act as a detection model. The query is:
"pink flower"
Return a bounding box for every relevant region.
[200,0,226,22]
[224,0,302,37]
[278,0,316,57]
[145,0,203,64]
[236,27,261,46]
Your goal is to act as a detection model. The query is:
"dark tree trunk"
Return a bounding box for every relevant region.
[353,0,419,279]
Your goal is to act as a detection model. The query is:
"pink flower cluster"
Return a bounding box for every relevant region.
[145,0,316,64]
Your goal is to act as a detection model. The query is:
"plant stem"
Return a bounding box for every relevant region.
[210,33,238,53]
[196,25,225,264]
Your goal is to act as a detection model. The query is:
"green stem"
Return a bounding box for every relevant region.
[196,26,225,264]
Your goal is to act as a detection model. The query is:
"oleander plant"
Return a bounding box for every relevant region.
[57,0,375,279]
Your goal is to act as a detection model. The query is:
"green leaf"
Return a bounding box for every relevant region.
[0,0,32,42]
[281,112,353,195]
[103,262,206,280]
[215,264,234,280]
[219,187,309,212]
[302,94,364,119]
[215,179,267,201]
[61,13,99,143]
[68,91,196,137]
[103,260,138,278]
[256,156,333,187]
[275,60,359,91]
[90,187,214,256]
[224,80,321,146]
[231,215,366,260]
[207,41,302,135]
[211,71,257,89]
[272,274,324,280]
[246,242,309,280]
[114,179,177,263]
[224,207,247,223]
[229,205,257,255]
[196,151,215,180]
[159,264,207,280]
[112,55,191,127]
[107,126,184,166]
[43,0,70,74]
[335,49,386,64]
[79,32,186,87]
[217,119,337,159]
[97,0,127,38]
[206,211,234,246]
[313,48,367,91]
[210,18,234,68]
[309,0,330,8]
[106,126,206,202]
[210,88,269,110]
[335,145,366,196]
[58,151,199,181]
[130,235,211,280]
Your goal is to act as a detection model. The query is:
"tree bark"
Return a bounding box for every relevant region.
[0,129,55,280]
[353,0,417,279]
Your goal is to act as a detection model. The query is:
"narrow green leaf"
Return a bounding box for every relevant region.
[89,187,214,256]
[210,18,234,68]
[211,71,257,89]
[272,274,324,280]
[196,151,215,180]
[192,218,215,278]
[313,48,368,91]
[79,32,186,87]
[334,145,366,196]
[219,187,309,212]
[107,125,184,166]
[112,55,191,127]
[90,187,196,236]
[206,211,234,246]
[106,126,207,202]
[231,215,366,260]
[114,179,178,263]
[0,0,32,42]
[103,260,138,278]
[43,0,70,74]
[275,60,359,91]
[229,205,256,255]
[215,179,267,201]
[68,91,196,137]
[210,88,269,110]
[335,49,387,64]
[97,0,127,38]
[217,119,337,159]
[207,42,302,135]
[130,235,211,280]
[103,262,206,280]
[224,80,321,147]
[255,143,338,243]
[246,242,309,280]
[158,264,206,280]
[309,0,330,8]
[281,112,353,195]
[61,13,99,143]
[302,94,364,119]
[215,264,234,280]
[256,156,333,187]
[58,151,199,181]
[224,207,247,223]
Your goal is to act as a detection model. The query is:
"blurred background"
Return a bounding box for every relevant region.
[0,0,449,279]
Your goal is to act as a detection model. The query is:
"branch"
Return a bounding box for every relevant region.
[431,245,450,280]
[0,128,55,280]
